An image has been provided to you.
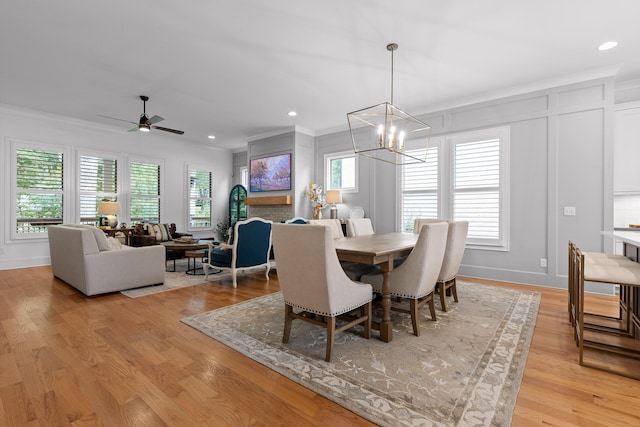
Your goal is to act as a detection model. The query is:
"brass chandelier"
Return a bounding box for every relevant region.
[347,43,431,165]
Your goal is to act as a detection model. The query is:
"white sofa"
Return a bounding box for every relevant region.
[48,224,166,296]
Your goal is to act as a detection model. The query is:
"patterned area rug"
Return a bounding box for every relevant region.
[181,282,540,426]
[120,260,274,298]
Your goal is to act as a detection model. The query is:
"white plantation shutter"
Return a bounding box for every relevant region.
[79,155,117,224]
[398,126,509,250]
[453,138,501,245]
[130,161,161,224]
[400,146,438,232]
[188,166,213,229]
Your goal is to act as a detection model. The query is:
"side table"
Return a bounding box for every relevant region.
[185,250,207,275]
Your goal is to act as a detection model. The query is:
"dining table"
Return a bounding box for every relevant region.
[333,232,418,342]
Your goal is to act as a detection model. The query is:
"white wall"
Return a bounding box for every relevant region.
[0,105,232,270]
[314,77,616,289]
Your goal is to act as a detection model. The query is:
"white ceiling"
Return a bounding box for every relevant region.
[1,0,639,151]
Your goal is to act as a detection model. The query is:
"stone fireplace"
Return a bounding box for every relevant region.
[245,196,294,223]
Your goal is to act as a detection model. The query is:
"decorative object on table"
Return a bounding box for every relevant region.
[175,236,197,244]
[97,200,121,228]
[349,206,365,219]
[181,281,541,427]
[119,223,127,228]
[304,182,327,219]
[347,43,432,166]
[325,189,342,219]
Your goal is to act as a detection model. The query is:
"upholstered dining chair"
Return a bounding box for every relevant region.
[203,217,273,288]
[413,218,447,234]
[271,223,373,362]
[362,222,448,337]
[307,219,344,239]
[437,221,469,311]
[346,218,374,237]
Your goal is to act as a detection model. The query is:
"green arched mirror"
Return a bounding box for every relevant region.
[229,184,247,228]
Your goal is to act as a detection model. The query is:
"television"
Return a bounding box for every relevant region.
[250,153,291,192]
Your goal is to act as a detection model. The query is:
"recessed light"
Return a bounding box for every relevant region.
[288,111,297,117]
[208,135,216,140]
[598,41,618,51]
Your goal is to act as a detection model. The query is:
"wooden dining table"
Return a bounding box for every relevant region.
[333,232,418,342]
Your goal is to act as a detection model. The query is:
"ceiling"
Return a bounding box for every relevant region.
[1,1,639,151]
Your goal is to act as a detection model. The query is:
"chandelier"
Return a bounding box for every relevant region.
[347,43,431,165]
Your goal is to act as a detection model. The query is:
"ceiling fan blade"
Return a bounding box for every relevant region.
[128,126,140,132]
[152,126,184,135]
[148,115,164,125]
[98,114,136,125]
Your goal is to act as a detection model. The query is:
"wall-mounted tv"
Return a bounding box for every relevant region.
[250,153,291,192]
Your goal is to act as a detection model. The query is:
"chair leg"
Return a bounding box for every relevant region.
[451,278,458,302]
[439,282,448,312]
[410,299,420,337]
[428,295,437,321]
[203,264,210,280]
[282,305,293,344]
[326,316,336,362]
[231,268,238,288]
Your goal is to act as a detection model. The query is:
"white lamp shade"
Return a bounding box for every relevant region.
[325,190,342,204]
[97,201,121,215]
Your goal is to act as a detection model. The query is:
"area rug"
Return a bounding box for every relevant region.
[181,282,540,426]
[120,260,275,298]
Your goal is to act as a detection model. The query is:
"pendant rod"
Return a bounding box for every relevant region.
[387,43,398,105]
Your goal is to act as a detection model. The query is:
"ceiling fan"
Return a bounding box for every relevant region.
[98,95,184,135]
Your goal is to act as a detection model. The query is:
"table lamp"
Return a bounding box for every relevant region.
[97,201,121,228]
[325,190,342,219]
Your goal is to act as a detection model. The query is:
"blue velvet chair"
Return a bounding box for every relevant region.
[203,217,273,288]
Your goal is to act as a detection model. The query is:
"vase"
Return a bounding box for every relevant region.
[313,208,322,220]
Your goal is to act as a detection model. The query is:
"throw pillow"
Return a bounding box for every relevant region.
[107,237,123,250]
[91,227,112,251]
[150,223,173,242]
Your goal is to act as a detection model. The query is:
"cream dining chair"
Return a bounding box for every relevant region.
[346,218,374,237]
[307,218,344,239]
[362,222,448,336]
[271,223,373,362]
[437,221,469,311]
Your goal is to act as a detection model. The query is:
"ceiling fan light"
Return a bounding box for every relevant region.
[139,124,150,132]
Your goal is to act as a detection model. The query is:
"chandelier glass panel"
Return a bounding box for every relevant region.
[347,43,431,165]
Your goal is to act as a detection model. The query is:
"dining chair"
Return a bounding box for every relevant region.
[362,222,448,336]
[271,223,373,362]
[437,221,469,311]
[346,218,374,237]
[203,217,273,288]
[308,219,344,239]
[413,218,447,234]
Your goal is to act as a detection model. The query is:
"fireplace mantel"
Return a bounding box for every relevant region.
[244,196,292,206]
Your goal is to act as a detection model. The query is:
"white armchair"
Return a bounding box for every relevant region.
[272,223,372,362]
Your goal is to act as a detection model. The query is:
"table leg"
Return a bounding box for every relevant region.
[379,259,393,342]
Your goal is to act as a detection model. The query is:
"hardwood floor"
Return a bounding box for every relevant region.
[0,267,639,426]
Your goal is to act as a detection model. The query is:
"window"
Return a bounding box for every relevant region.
[187,166,213,230]
[399,126,509,250]
[13,143,65,238]
[399,143,439,232]
[240,166,248,188]
[79,154,118,225]
[130,161,161,225]
[325,151,358,192]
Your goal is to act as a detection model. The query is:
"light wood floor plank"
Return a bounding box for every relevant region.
[1,266,639,426]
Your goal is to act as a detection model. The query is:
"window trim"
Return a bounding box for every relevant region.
[324,150,359,193]
[10,139,70,241]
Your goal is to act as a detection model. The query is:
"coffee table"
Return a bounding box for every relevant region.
[160,240,209,272]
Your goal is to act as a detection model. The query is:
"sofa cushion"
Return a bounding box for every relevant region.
[149,223,173,242]
[65,224,111,251]
[107,237,123,250]
[209,248,232,267]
